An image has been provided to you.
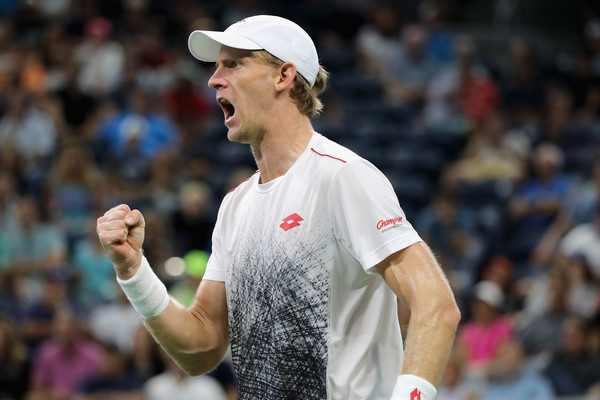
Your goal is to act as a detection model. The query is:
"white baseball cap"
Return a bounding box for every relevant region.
[188,15,319,87]
[474,280,504,308]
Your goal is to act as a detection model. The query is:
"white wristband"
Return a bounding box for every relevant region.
[390,374,437,400]
[116,256,170,319]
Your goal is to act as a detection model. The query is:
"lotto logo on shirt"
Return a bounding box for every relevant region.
[280,213,304,231]
[376,216,403,232]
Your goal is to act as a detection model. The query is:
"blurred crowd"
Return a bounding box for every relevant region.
[0,0,600,399]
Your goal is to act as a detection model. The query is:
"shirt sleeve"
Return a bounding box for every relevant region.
[330,159,422,273]
[203,201,227,282]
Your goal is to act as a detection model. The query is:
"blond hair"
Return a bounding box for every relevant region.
[253,50,329,118]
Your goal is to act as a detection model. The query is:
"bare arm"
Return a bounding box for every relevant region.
[96,204,229,376]
[143,279,229,375]
[376,241,461,385]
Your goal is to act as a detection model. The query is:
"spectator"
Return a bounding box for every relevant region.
[146,150,185,218]
[162,74,213,139]
[558,202,600,278]
[96,88,179,162]
[418,0,455,66]
[424,35,498,132]
[26,307,102,400]
[448,110,529,185]
[74,17,125,98]
[534,155,600,266]
[52,63,97,136]
[135,28,177,94]
[456,280,514,376]
[0,314,30,399]
[415,186,483,292]
[145,349,226,400]
[517,263,570,356]
[71,221,119,308]
[383,24,438,110]
[45,145,102,248]
[88,286,142,355]
[505,143,571,271]
[544,315,600,396]
[499,38,546,125]
[171,180,215,256]
[483,338,554,400]
[355,1,402,79]
[2,196,67,277]
[536,85,574,144]
[74,342,144,400]
[564,253,600,318]
[0,91,57,167]
[19,266,76,350]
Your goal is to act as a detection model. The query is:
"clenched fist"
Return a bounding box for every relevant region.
[96,204,145,280]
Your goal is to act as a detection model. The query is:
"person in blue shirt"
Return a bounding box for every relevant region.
[484,339,555,400]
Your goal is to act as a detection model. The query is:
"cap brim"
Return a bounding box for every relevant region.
[188,30,263,62]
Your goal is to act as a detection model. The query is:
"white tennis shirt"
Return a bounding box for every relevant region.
[204,133,422,399]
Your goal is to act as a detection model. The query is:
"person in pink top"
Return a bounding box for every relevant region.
[25,307,102,400]
[457,280,514,374]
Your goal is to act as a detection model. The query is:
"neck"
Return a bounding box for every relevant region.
[251,110,314,183]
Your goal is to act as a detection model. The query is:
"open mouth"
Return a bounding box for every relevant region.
[218,98,235,123]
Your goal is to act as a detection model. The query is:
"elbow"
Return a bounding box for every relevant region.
[443,300,462,332]
[434,288,461,324]
[414,294,461,333]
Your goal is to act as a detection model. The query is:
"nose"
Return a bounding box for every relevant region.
[208,68,227,90]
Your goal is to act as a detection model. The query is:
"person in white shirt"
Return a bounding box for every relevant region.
[145,350,226,400]
[96,15,460,400]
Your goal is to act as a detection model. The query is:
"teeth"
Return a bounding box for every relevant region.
[219,98,231,105]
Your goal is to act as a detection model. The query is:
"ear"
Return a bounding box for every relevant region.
[274,62,297,92]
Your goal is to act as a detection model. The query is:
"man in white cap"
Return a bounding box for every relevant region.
[96,15,460,400]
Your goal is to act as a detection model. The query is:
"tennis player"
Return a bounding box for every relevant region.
[96,15,460,400]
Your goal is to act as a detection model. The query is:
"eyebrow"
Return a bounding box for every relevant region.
[214,56,240,69]
[215,49,255,67]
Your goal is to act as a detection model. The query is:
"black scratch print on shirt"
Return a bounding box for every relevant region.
[227,226,333,400]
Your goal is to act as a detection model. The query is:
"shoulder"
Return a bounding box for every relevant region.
[308,133,362,167]
[308,134,383,183]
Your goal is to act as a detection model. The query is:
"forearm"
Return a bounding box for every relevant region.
[143,297,229,375]
[376,242,461,393]
[401,301,459,385]
[116,255,229,376]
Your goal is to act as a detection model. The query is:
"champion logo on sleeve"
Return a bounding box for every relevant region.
[280,213,304,231]
[376,216,403,232]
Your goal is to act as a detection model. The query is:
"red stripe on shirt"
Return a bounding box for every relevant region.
[310,148,347,163]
